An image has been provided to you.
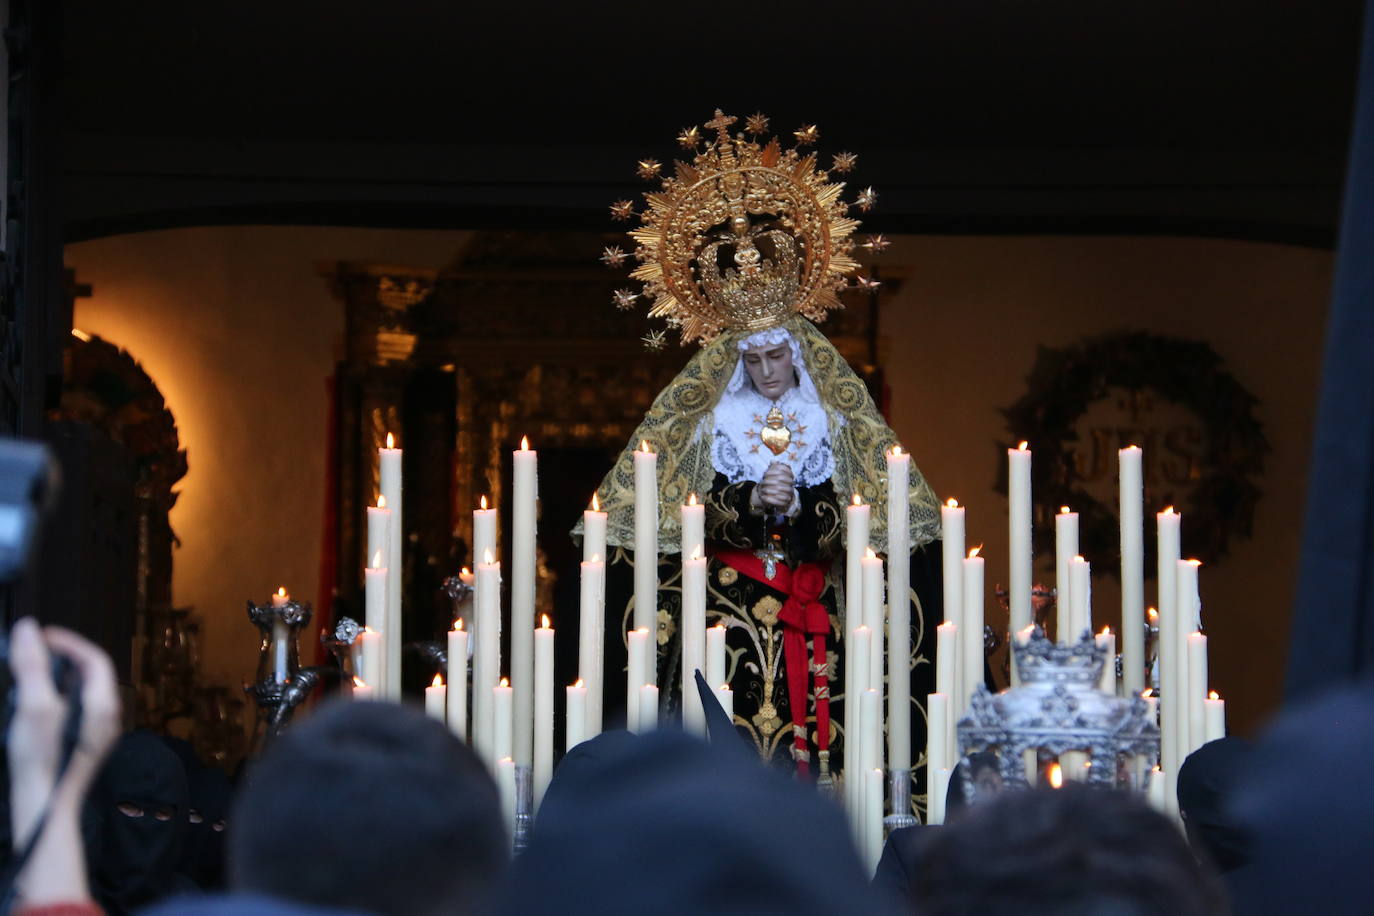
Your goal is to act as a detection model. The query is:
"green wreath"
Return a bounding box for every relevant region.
[997,332,1269,575]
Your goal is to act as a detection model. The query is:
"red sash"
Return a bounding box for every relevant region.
[714,548,832,779]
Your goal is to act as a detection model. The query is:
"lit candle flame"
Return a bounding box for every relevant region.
[1073,555,1085,563]
[277,586,287,598]
[1186,558,1203,567]
[1017,441,1028,451]
[371,551,383,569]
[1060,505,1071,514]
[541,614,551,629]
[431,674,444,688]
[1209,690,1220,700]
[454,618,464,631]
[946,497,959,508]
[639,440,652,453]
[591,493,600,512]
[1147,607,1159,621]
[353,676,366,688]
[386,433,395,449]
[483,548,494,565]
[1123,444,1140,452]
[1048,763,1063,789]
[480,494,489,510]
[461,566,471,576]
[377,494,387,509]
[591,553,602,563]
[852,493,863,506]
[520,435,530,451]
[1162,505,1176,515]
[499,677,509,688]
[691,546,703,561]
[865,547,877,559]
[71,328,91,342]
[1141,688,1154,698]
[687,492,698,506]
[968,546,982,559]
[891,445,904,456]
[574,678,585,688]
[1099,626,1111,636]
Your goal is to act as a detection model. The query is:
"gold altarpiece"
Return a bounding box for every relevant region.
[319,231,888,686]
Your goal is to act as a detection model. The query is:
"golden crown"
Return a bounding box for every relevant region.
[602,110,874,346]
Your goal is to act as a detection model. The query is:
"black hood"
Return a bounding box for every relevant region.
[87,730,190,913]
[1177,736,1253,873]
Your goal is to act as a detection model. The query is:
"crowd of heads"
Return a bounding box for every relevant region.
[10,677,1374,915]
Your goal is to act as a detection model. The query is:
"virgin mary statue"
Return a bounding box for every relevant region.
[577,111,944,787]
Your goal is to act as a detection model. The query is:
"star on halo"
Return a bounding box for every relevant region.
[746,112,770,134]
[641,329,668,351]
[831,151,858,173]
[609,200,636,221]
[793,124,820,146]
[853,275,882,292]
[636,159,662,180]
[855,186,878,211]
[612,288,639,310]
[600,246,629,268]
[677,126,701,149]
[862,234,891,253]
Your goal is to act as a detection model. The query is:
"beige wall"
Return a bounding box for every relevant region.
[881,236,1332,736]
[66,226,472,692]
[65,228,1331,737]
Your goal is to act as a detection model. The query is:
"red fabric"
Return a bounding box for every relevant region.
[714,549,833,778]
[15,903,104,916]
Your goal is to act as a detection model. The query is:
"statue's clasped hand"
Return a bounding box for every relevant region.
[752,462,798,514]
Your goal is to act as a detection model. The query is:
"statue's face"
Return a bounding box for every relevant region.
[743,341,797,400]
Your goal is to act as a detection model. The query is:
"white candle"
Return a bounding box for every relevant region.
[1175,558,1202,767]
[473,495,496,577]
[1147,766,1167,815]
[510,437,538,768]
[928,766,951,826]
[714,684,734,728]
[366,498,391,582]
[627,627,649,733]
[363,560,387,690]
[447,622,468,739]
[583,494,607,564]
[680,493,705,564]
[864,766,884,875]
[472,556,502,770]
[497,757,516,847]
[633,443,659,659]
[639,684,659,731]
[351,676,373,702]
[1054,507,1078,645]
[379,435,403,701]
[270,587,290,683]
[425,674,446,721]
[940,499,965,626]
[1119,446,1145,694]
[492,678,513,772]
[566,680,588,752]
[961,549,985,715]
[706,624,727,691]
[1204,691,1226,743]
[860,686,883,788]
[845,625,872,826]
[926,692,950,777]
[1141,689,1160,787]
[1007,442,1033,635]
[1186,630,1208,755]
[886,447,912,773]
[1156,508,1182,798]
[358,627,381,691]
[577,556,606,737]
[845,495,871,631]
[534,616,554,809]
[1069,556,1092,644]
[681,547,708,737]
[935,622,958,701]
[862,548,884,694]
[1096,628,1117,695]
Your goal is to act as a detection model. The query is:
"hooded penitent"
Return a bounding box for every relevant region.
[87,730,191,913]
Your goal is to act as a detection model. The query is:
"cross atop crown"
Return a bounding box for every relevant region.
[705,109,737,140]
